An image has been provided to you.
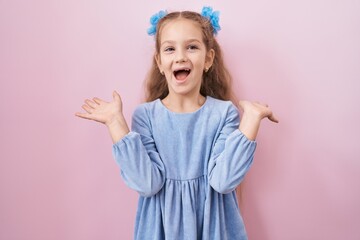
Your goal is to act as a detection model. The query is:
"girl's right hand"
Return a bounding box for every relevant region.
[76,91,130,143]
[75,90,124,127]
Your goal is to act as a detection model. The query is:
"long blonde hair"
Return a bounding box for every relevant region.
[144,10,237,104]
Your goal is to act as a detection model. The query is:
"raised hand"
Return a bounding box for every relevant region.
[238,100,279,123]
[76,91,123,126]
[75,91,130,143]
[237,100,279,141]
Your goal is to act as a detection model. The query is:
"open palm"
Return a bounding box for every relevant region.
[75,91,123,126]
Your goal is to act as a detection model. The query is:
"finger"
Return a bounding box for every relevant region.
[85,99,97,109]
[82,104,93,114]
[93,97,104,105]
[254,102,268,108]
[113,90,121,103]
[75,112,91,120]
[268,114,279,123]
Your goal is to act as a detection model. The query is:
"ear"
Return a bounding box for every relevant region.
[205,49,215,70]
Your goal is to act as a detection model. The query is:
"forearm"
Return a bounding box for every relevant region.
[239,113,261,141]
[112,132,166,197]
[106,116,130,143]
[208,130,256,194]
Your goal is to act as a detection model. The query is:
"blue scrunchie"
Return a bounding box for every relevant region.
[201,6,221,35]
[147,7,220,36]
[147,10,167,36]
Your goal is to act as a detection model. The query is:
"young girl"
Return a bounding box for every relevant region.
[76,6,278,240]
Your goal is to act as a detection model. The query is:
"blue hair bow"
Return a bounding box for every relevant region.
[147,10,167,36]
[201,6,221,35]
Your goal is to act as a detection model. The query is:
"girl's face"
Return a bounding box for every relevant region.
[156,18,214,98]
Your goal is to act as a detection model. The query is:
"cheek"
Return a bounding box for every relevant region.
[161,57,172,69]
[196,54,207,65]
[193,58,206,70]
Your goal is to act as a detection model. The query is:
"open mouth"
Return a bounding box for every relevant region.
[173,68,191,81]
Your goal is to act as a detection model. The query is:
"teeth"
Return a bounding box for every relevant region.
[173,68,191,74]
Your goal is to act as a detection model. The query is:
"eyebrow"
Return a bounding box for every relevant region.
[161,39,202,46]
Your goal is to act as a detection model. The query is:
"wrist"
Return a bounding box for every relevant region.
[106,114,126,128]
[106,115,130,143]
[239,113,261,141]
[241,109,263,122]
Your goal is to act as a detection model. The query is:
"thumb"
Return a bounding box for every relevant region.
[268,113,279,123]
[238,100,245,111]
[112,90,121,103]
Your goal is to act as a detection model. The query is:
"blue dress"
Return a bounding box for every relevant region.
[112,96,257,240]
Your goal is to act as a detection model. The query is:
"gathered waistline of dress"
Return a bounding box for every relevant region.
[165,174,207,182]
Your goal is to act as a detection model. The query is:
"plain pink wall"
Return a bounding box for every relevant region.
[0,0,359,239]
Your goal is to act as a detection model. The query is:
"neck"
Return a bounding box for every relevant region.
[162,93,206,113]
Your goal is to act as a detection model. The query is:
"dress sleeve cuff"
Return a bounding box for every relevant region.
[232,129,257,144]
[112,131,140,148]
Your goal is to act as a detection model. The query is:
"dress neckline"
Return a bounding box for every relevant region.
[156,96,211,115]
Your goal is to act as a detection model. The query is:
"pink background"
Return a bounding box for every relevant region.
[1,0,359,239]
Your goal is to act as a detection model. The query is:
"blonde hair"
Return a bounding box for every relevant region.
[144,10,237,104]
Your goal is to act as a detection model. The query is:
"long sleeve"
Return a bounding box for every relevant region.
[208,104,257,194]
[112,105,166,197]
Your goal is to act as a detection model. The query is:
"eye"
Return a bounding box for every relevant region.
[187,45,199,50]
[164,47,175,52]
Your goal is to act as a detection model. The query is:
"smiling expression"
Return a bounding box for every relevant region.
[156,18,214,98]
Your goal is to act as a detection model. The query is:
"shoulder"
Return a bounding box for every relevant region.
[206,96,239,116]
[131,100,162,131]
[205,97,240,127]
[133,99,159,117]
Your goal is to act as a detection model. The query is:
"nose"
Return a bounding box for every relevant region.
[175,49,187,63]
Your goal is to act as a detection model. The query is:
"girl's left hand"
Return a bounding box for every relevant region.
[237,100,278,141]
[238,100,279,123]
